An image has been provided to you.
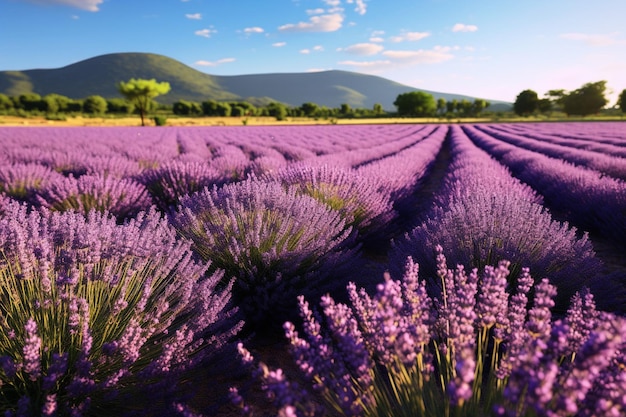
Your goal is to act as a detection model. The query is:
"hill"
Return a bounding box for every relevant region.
[0,52,512,111]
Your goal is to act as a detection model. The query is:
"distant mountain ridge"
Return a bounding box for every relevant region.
[0,52,512,111]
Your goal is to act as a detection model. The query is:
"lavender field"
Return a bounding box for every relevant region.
[0,122,624,416]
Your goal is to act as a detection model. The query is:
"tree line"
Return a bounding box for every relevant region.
[513,80,626,117]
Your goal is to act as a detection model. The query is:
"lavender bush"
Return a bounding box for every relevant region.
[171,178,359,327]
[266,164,396,236]
[391,126,602,306]
[138,161,226,211]
[234,247,625,417]
[35,173,153,221]
[0,163,64,203]
[0,202,241,416]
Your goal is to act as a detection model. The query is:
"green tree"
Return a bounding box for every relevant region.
[472,99,489,116]
[267,102,288,121]
[436,98,447,116]
[562,81,608,116]
[300,102,319,117]
[0,94,14,111]
[372,103,384,116]
[618,89,626,113]
[117,78,171,126]
[339,103,352,117]
[446,99,457,115]
[83,95,108,114]
[173,100,202,116]
[17,93,44,112]
[513,89,540,116]
[393,91,436,117]
[107,98,135,114]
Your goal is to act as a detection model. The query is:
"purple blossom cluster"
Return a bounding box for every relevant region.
[463,124,626,244]
[266,163,396,236]
[0,201,241,416]
[391,125,602,307]
[138,160,226,211]
[35,173,152,221]
[234,248,626,417]
[171,177,360,327]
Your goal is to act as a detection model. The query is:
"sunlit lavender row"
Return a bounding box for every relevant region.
[0,122,624,416]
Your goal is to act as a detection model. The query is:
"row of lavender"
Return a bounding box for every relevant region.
[462,123,626,244]
[0,123,624,416]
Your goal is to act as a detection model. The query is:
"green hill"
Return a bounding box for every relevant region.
[0,52,512,111]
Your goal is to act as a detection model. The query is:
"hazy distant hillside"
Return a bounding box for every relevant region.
[0,52,512,111]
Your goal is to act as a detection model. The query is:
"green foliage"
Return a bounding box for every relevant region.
[0,94,13,111]
[82,95,108,114]
[172,99,201,115]
[106,98,135,114]
[117,78,171,126]
[153,115,167,126]
[513,89,539,116]
[617,89,626,113]
[394,91,436,117]
[562,81,608,116]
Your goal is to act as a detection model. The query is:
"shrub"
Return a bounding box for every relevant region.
[153,115,167,126]
[171,178,359,327]
[138,161,225,212]
[266,164,396,237]
[0,163,64,203]
[234,247,626,417]
[35,173,152,222]
[0,202,241,416]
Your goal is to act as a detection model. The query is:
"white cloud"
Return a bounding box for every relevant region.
[278,13,343,32]
[342,43,384,56]
[370,37,385,43]
[346,0,367,15]
[560,32,625,46]
[382,48,454,64]
[195,28,217,38]
[307,8,325,15]
[272,42,287,47]
[195,58,235,67]
[390,31,430,42]
[27,0,103,11]
[323,0,341,6]
[452,23,478,32]
[244,27,264,34]
[185,13,202,20]
[338,59,392,68]
[301,45,324,54]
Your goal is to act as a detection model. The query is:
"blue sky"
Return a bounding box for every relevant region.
[1,0,625,104]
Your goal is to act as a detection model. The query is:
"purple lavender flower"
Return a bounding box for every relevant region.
[138,161,225,211]
[266,163,396,236]
[0,163,64,203]
[35,173,152,221]
[0,201,240,415]
[171,177,359,326]
[22,319,42,381]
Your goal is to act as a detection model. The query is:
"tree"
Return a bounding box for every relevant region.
[618,89,626,113]
[472,99,489,116]
[513,89,540,116]
[300,102,319,117]
[562,81,608,116]
[107,98,135,114]
[436,98,447,116]
[117,78,171,126]
[83,95,108,114]
[372,103,384,116]
[393,91,436,117]
[267,102,288,121]
[0,94,14,111]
